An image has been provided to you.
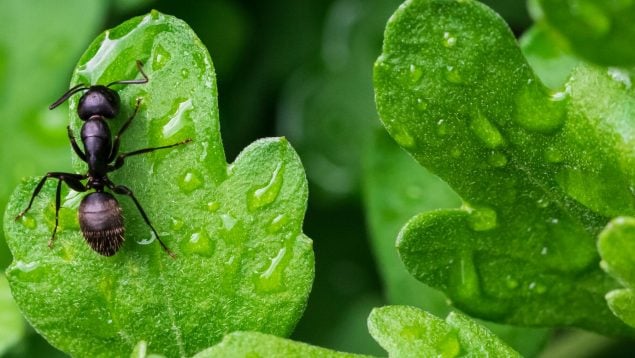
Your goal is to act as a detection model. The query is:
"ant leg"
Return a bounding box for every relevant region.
[106,60,149,87]
[108,139,192,172]
[48,175,88,248]
[67,126,86,161]
[108,182,176,258]
[109,98,142,161]
[16,173,87,247]
[16,172,86,220]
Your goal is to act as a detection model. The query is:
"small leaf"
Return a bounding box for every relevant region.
[374,0,635,334]
[535,0,635,66]
[367,305,521,357]
[3,12,313,356]
[193,331,371,358]
[598,217,635,327]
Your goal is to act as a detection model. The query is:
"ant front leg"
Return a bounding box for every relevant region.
[108,139,192,172]
[16,172,87,247]
[108,182,176,258]
[109,98,142,162]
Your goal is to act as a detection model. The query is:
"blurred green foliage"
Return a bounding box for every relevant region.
[2,0,635,357]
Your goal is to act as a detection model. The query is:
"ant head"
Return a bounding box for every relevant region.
[77,85,120,120]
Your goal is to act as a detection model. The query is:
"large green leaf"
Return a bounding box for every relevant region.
[374,0,635,335]
[4,12,314,357]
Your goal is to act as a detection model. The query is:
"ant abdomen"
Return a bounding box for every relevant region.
[79,192,125,256]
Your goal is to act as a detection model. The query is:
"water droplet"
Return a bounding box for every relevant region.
[467,206,498,231]
[392,128,416,148]
[178,170,203,193]
[136,231,156,245]
[170,217,184,231]
[544,147,564,163]
[220,213,237,231]
[450,252,481,300]
[541,246,549,255]
[15,260,39,272]
[10,260,43,282]
[247,163,284,211]
[488,152,508,168]
[151,44,171,71]
[162,99,193,139]
[505,275,519,289]
[207,201,220,212]
[255,247,289,292]
[608,68,632,89]
[268,214,289,234]
[445,65,462,84]
[19,214,36,229]
[549,218,559,225]
[416,98,428,111]
[470,112,504,149]
[514,83,566,133]
[181,231,214,257]
[436,119,449,136]
[409,64,423,83]
[537,198,550,208]
[443,32,457,47]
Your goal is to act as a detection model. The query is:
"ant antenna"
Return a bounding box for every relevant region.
[106,60,149,87]
[49,83,89,110]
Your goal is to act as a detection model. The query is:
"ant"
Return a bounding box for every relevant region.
[16,61,190,258]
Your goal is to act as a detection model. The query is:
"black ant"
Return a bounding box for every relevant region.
[16,61,190,258]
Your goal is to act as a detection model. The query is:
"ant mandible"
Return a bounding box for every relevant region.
[16,60,190,258]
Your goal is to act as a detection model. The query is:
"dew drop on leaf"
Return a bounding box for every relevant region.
[445,65,462,84]
[181,231,214,257]
[470,112,504,149]
[151,43,171,71]
[267,214,288,234]
[467,206,498,231]
[207,201,220,212]
[442,31,457,47]
[247,162,284,211]
[19,214,36,229]
[255,246,288,293]
[544,147,564,163]
[220,213,237,231]
[488,151,508,168]
[409,64,423,83]
[178,170,203,193]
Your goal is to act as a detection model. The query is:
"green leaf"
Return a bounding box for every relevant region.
[367,305,521,357]
[193,331,371,358]
[598,217,635,327]
[3,11,314,357]
[374,0,635,334]
[535,0,635,67]
[0,273,25,354]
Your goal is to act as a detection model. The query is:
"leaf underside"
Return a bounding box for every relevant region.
[4,11,314,357]
[374,0,635,335]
